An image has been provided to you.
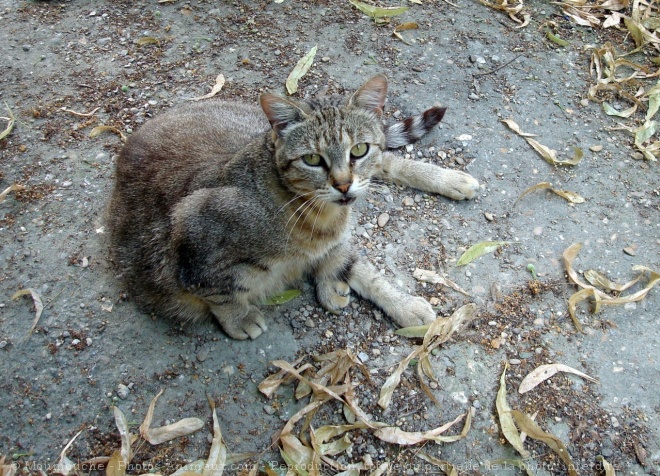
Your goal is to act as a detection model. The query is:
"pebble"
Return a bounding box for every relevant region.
[71,339,81,346]
[469,93,479,100]
[117,384,130,400]
[85,337,93,346]
[0,341,6,349]
[61,181,73,188]
[402,197,414,207]
[580,98,590,107]
[484,212,494,221]
[405,144,414,153]
[377,212,390,227]
[304,318,315,328]
[196,346,209,362]
[392,110,402,119]
[321,56,330,62]
[263,405,276,415]
[509,358,522,365]
[358,352,369,363]
[533,226,543,236]
[623,246,636,256]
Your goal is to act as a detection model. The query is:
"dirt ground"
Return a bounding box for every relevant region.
[0,0,659,475]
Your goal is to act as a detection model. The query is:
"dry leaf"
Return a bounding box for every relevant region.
[280,433,314,475]
[189,74,226,102]
[349,0,409,19]
[90,125,127,142]
[456,241,510,266]
[286,45,317,95]
[412,268,471,296]
[501,119,537,137]
[0,184,26,205]
[54,429,84,475]
[11,288,44,336]
[416,453,458,476]
[597,455,616,475]
[515,182,584,205]
[203,396,227,476]
[374,411,470,445]
[263,289,302,305]
[584,269,641,292]
[0,103,15,140]
[510,410,578,476]
[140,389,204,444]
[496,363,530,458]
[137,37,160,46]
[519,363,598,393]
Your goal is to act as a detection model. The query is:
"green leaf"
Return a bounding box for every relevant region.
[456,241,510,266]
[395,324,430,338]
[603,102,637,118]
[285,45,317,95]
[546,29,569,47]
[634,120,657,145]
[349,0,408,19]
[263,289,302,305]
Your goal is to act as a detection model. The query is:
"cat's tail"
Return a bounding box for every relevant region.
[384,106,446,149]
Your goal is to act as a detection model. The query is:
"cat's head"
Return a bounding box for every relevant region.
[260,75,443,207]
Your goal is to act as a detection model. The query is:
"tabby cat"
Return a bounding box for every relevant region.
[107,75,479,340]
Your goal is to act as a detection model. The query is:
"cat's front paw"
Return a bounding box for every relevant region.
[444,170,480,200]
[317,280,351,314]
[392,296,436,327]
[215,305,267,340]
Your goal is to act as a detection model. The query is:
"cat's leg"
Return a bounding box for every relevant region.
[314,249,436,327]
[314,246,353,314]
[206,296,267,340]
[348,258,436,327]
[377,152,479,200]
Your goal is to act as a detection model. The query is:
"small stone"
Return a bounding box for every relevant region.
[429,381,438,389]
[509,358,522,365]
[589,145,603,152]
[61,181,73,188]
[437,150,447,159]
[392,110,402,119]
[412,66,424,73]
[377,212,390,227]
[611,416,620,428]
[196,346,209,362]
[358,352,369,363]
[580,98,590,107]
[45,413,52,420]
[469,93,479,100]
[533,226,544,236]
[22,44,30,52]
[402,197,414,207]
[484,212,494,221]
[71,339,81,346]
[372,348,381,356]
[263,405,276,415]
[623,246,637,256]
[321,56,330,62]
[85,337,92,346]
[405,144,414,153]
[0,341,6,349]
[304,318,316,328]
[117,384,130,400]
[429,296,440,305]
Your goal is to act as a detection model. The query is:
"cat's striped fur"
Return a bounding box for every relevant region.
[107,75,479,339]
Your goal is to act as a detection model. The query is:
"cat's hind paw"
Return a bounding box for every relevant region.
[392,296,436,328]
[443,171,480,201]
[317,280,351,314]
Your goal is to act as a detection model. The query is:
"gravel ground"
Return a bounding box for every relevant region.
[0,1,659,475]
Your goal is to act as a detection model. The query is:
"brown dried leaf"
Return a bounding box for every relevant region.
[0,103,15,141]
[415,453,458,476]
[597,456,616,475]
[137,36,160,46]
[501,118,537,137]
[189,74,226,102]
[286,45,317,95]
[412,268,471,296]
[11,288,44,336]
[510,410,578,476]
[584,269,641,292]
[140,389,204,444]
[0,184,26,205]
[54,429,84,475]
[373,411,470,445]
[90,125,127,142]
[496,363,530,459]
[203,395,227,476]
[280,433,314,475]
[519,363,598,394]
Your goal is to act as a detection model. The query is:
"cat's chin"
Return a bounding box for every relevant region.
[335,197,357,206]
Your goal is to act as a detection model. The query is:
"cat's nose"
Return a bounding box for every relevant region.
[333,181,352,194]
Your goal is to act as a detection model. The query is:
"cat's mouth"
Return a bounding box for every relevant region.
[336,196,356,206]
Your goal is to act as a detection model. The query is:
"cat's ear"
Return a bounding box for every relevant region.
[349,74,388,116]
[260,93,307,136]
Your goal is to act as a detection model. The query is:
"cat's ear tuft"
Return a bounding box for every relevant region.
[260,94,307,136]
[349,74,388,116]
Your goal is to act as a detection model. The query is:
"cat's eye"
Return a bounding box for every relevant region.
[302,153,323,167]
[350,143,369,159]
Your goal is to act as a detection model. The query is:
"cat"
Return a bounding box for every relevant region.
[107,75,479,340]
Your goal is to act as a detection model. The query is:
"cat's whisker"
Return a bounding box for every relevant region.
[276,190,315,216]
[284,195,320,253]
[283,195,315,232]
[309,199,327,243]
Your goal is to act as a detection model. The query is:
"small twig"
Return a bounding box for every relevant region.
[473,53,524,77]
[440,0,459,6]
